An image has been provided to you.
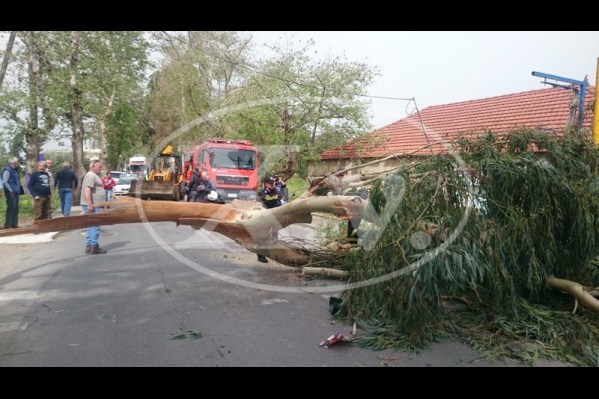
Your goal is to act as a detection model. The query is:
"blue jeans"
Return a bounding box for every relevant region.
[59,188,73,216]
[81,205,101,247]
[4,191,19,228]
[105,190,113,201]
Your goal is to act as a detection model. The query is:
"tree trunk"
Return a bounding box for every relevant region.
[24,31,40,175]
[14,31,55,177]
[99,90,115,171]
[0,31,17,88]
[0,196,365,268]
[68,31,86,205]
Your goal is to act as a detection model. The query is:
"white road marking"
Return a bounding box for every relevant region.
[0,290,62,301]
[0,322,28,333]
[261,298,289,305]
[0,232,59,244]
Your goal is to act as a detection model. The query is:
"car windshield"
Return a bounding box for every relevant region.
[110,171,126,179]
[117,177,136,185]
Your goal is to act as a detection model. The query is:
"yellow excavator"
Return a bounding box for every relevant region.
[129,144,183,201]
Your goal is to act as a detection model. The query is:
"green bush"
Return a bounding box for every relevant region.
[285,176,309,200]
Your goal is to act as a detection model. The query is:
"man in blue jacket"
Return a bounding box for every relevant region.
[2,157,22,229]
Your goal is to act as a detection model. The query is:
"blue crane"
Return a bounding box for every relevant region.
[531,71,589,129]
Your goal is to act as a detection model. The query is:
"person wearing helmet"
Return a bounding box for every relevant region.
[206,189,225,204]
[256,176,284,263]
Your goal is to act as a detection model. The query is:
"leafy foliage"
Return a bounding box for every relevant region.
[225,36,377,177]
[145,31,253,145]
[339,129,599,366]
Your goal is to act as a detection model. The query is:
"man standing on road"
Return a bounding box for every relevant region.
[45,159,55,218]
[45,159,54,191]
[27,161,52,222]
[2,157,22,229]
[54,161,78,217]
[256,176,283,263]
[81,160,107,255]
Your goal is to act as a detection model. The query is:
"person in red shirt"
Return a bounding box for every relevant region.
[102,174,117,201]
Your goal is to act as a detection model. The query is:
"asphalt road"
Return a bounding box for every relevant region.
[0,219,554,367]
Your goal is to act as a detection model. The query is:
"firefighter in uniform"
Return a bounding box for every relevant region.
[256,176,283,263]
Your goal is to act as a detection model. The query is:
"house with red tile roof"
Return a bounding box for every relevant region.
[310,87,595,177]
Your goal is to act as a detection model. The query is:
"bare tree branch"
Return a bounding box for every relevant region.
[0,31,17,88]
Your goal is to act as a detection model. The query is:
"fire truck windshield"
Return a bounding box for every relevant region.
[209,149,256,170]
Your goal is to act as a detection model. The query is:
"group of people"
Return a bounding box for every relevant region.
[25,159,80,222]
[2,157,108,255]
[185,167,224,204]
[1,158,74,228]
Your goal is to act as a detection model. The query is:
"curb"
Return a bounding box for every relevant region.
[0,231,60,245]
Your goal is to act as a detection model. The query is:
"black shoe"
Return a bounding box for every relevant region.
[85,245,92,254]
[257,254,268,263]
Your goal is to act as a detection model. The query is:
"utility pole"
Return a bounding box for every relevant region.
[531,71,589,129]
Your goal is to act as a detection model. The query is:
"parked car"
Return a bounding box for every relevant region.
[113,176,137,196]
[109,171,127,180]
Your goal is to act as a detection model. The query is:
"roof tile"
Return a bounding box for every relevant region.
[321,87,596,159]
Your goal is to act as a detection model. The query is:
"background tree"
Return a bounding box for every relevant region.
[81,31,149,172]
[0,31,17,88]
[106,102,149,171]
[225,36,377,179]
[35,31,151,203]
[145,31,252,148]
[0,31,58,174]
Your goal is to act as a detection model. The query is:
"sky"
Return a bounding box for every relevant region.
[2,31,597,151]
[251,31,599,129]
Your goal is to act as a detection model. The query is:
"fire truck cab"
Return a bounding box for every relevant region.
[186,138,259,202]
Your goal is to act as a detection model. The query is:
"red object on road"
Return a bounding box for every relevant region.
[319,333,348,348]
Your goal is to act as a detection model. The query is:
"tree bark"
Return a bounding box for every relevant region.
[302,267,347,279]
[0,31,16,88]
[99,89,116,171]
[68,31,86,205]
[0,196,366,268]
[24,31,41,175]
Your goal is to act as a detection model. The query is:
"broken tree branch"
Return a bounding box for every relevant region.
[547,277,599,313]
[302,267,348,279]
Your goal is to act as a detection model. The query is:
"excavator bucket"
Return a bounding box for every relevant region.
[129,179,180,201]
[128,143,183,201]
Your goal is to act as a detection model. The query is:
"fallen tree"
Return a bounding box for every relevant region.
[0,195,366,267]
[3,129,599,365]
[335,129,599,366]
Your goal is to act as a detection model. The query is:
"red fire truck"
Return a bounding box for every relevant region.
[185,138,260,201]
